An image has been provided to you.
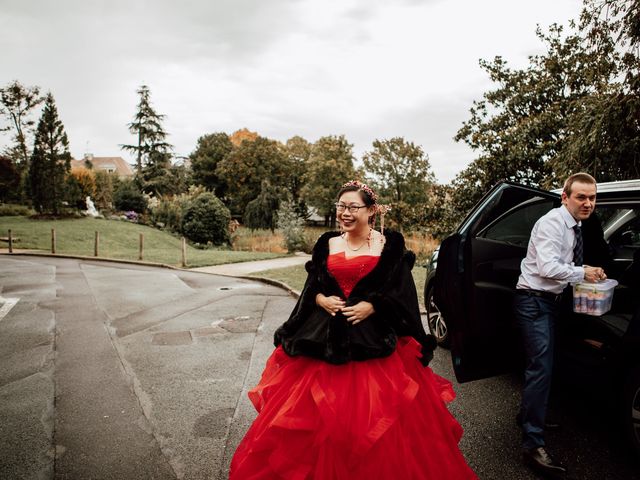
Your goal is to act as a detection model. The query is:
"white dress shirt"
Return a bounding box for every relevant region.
[516,205,585,294]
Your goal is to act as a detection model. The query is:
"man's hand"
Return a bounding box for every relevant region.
[583,265,607,283]
[316,294,345,316]
[341,301,375,325]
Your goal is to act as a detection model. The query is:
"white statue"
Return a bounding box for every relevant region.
[85,196,99,217]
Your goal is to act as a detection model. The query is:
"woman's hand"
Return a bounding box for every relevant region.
[316,294,346,316]
[341,301,375,325]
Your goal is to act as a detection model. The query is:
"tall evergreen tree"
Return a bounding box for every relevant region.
[139,150,187,196]
[121,85,172,173]
[29,93,71,214]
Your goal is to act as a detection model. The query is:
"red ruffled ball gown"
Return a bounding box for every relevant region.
[230,252,477,479]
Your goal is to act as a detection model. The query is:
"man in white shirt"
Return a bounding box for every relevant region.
[514,172,606,478]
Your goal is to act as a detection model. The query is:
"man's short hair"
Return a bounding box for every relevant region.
[563,172,597,196]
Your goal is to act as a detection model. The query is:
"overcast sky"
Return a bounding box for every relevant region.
[1,0,584,183]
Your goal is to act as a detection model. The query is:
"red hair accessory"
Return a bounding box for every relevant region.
[375,204,391,234]
[341,180,378,203]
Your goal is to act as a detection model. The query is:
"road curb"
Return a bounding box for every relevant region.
[0,251,302,299]
[0,251,181,270]
[0,252,424,310]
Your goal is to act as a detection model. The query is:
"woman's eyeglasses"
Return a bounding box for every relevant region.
[335,203,366,213]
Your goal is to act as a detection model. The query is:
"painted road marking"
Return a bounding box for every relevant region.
[0,297,19,321]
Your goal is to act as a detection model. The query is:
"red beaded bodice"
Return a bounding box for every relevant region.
[327,252,380,298]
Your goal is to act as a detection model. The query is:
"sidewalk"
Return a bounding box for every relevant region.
[190,252,310,276]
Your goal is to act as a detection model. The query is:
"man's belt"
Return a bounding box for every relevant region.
[516,288,563,303]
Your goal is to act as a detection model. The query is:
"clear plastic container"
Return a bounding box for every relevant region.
[572,279,618,316]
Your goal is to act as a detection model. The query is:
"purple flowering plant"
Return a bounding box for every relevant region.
[124,211,139,222]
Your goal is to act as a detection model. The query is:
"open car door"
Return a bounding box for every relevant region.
[435,182,561,383]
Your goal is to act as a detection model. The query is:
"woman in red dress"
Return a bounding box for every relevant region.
[230,181,477,479]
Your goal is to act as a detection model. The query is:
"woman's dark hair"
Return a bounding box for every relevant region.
[336,184,376,207]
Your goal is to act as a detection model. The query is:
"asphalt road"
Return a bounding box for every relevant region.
[0,255,638,480]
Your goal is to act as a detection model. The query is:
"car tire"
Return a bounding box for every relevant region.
[622,366,640,457]
[425,286,450,348]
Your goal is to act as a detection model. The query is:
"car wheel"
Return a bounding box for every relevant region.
[623,366,640,457]
[426,287,449,347]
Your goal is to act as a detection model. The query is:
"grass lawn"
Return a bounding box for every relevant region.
[0,216,286,267]
[251,263,428,309]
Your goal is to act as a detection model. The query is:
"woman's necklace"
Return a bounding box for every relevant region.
[344,228,372,251]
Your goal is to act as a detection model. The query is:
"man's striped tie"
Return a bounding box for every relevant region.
[573,225,583,266]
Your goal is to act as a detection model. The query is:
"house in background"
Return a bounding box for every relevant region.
[305,206,325,226]
[70,154,134,178]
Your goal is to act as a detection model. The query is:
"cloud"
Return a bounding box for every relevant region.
[0,0,584,183]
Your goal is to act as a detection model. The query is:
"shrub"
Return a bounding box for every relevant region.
[276,200,307,252]
[113,179,147,212]
[149,186,208,233]
[0,203,35,216]
[181,192,231,245]
[94,171,114,212]
[151,196,183,231]
[66,167,98,210]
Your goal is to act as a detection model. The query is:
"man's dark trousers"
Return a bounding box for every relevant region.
[514,294,559,449]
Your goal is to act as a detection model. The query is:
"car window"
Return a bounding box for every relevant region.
[600,206,640,246]
[479,198,556,247]
[458,183,559,237]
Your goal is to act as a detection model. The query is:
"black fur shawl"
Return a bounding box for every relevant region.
[274,230,437,366]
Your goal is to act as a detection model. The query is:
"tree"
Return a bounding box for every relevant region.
[363,137,435,230]
[0,80,44,170]
[66,167,96,209]
[302,135,357,228]
[137,151,187,197]
[283,135,311,205]
[28,93,71,215]
[189,132,233,197]
[215,136,288,215]
[452,6,639,214]
[0,154,20,202]
[243,180,281,231]
[412,183,458,239]
[229,128,258,147]
[121,85,172,173]
[555,0,640,181]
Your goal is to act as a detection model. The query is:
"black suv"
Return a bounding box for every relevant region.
[432,179,640,456]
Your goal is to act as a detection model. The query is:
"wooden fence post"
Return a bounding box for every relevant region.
[181,237,187,267]
[8,229,12,253]
[139,233,144,261]
[51,229,56,254]
[94,231,99,257]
